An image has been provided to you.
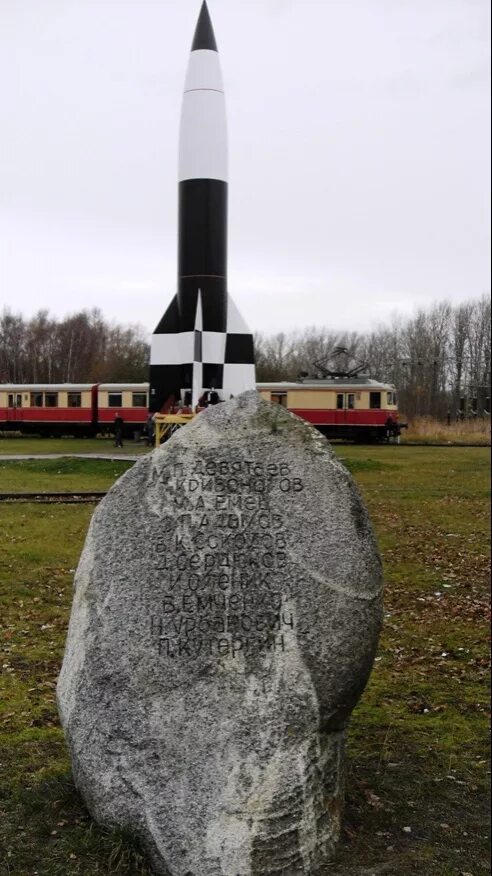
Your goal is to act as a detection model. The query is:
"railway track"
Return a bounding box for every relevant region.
[0,492,107,504]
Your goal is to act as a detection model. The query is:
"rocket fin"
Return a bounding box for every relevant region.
[226,295,251,335]
[150,294,184,413]
[223,294,256,397]
[225,294,255,364]
[153,294,180,335]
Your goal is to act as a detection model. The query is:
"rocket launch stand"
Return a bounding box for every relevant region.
[153,412,196,446]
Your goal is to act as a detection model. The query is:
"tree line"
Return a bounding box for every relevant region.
[1,297,490,419]
[0,308,149,384]
[255,296,491,420]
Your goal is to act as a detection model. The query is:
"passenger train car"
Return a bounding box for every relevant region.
[0,384,149,437]
[0,378,401,441]
[258,379,400,442]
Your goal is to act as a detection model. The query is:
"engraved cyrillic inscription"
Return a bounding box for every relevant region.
[149,458,303,661]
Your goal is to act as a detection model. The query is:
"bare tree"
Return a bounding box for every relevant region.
[0,308,150,384]
[450,302,472,415]
[466,295,491,414]
[0,311,26,382]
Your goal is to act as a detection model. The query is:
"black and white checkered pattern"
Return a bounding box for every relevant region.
[150,293,255,411]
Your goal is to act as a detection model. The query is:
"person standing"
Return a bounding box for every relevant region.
[146,413,155,447]
[114,414,124,448]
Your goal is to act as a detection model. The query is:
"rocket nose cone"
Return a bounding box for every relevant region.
[191,1,218,52]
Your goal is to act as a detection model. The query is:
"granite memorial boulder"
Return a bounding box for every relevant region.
[57,391,383,875]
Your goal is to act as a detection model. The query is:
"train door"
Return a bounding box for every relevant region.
[7,393,22,423]
[336,393,347,426]
[336,393,356,426]
[346,393,356,424]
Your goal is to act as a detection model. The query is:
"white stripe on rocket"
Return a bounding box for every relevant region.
[184,50,224,93]
[192,291,204,409]
[179,91,228,182]
[150,332,194,365]
[150,330,232,366]
[222,364,257,398]
[202,331,226,363]
[179,45,228,182]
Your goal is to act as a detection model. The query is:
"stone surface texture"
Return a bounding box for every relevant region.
[57,391,383,876]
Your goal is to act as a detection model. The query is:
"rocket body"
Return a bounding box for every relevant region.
[150,3,255,412]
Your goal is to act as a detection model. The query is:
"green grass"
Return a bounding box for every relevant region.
[0,458,135,493]
[0,446,490,875]
[0,436,150,456]
[329,446,491,876]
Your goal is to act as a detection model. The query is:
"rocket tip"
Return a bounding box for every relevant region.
[191,1,218,52]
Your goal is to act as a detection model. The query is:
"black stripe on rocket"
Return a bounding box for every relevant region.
[177,178,227,333]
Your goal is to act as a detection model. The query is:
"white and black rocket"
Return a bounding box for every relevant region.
[149,2,256,412]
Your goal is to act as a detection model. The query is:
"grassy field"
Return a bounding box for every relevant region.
[0,437,149,456]
[0,446,490,875]
[0,458,135,494]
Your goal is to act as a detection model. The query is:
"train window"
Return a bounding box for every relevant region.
[132,393,147,407]
[108,393,122,407]
[45,393,58,407]
[271,393,287,407]
[387,391,397,405]
[336,394,344,410]
[31,392,43,407]
[347,394,355,410]
[68,392,82,408]
[370,392,381,409]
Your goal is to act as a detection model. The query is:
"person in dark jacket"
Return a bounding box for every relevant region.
[146,413,155,447]
[114,414,124,448]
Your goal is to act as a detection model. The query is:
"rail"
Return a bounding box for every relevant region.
[0,492,106,503]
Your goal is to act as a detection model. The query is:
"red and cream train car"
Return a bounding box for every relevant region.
[96,384,149,433]
[258,379,401,442]
[0,384,149,437]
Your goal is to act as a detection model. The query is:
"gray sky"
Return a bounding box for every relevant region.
[0,0,490,337]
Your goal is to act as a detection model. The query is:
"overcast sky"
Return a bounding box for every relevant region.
[0,0,490,338]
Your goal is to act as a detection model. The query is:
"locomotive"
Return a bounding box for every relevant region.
[0,376,402,442]
[258,378,400,442]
